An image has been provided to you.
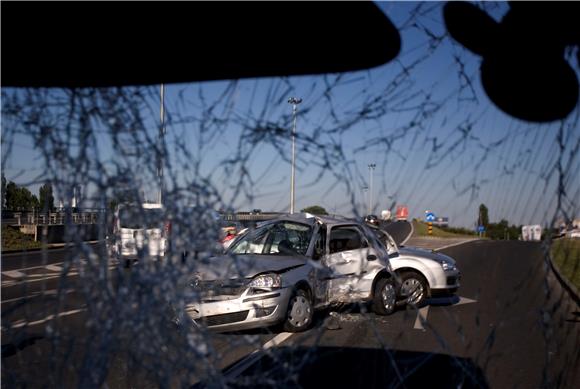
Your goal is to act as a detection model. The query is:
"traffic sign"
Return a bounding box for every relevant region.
[425,211,436,222]
[477,225,485,233]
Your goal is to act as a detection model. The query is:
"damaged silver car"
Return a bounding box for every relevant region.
[177,214,397,332]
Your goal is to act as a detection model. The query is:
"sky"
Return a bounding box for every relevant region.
[2,2,579,229]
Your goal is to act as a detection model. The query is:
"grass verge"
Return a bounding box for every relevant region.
[551,238,580,291]
[1,225,42,251]
[412,220,477,238]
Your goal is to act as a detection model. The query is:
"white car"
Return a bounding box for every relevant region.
[372,228,461,306]
[174,214,398,332]
[110,203,169,266]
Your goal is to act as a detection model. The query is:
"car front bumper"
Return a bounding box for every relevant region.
[183,287,293,332]
[431,269,461,295]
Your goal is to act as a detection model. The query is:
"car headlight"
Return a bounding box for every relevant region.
[248,274,281,289]
[441,261,456,271]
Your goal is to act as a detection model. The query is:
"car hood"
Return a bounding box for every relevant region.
[194,254,307,281]
[398,246,456,265]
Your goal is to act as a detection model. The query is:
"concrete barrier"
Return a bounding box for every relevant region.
[34,224,101,244]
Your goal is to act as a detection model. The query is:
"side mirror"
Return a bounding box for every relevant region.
[367,254,377,261]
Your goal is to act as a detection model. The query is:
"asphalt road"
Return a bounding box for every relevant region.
[2,238,579,388]
[380,220,412,246]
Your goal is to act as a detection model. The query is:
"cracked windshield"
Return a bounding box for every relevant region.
[2,2,579,388]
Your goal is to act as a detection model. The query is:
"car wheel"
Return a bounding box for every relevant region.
[372,277,397,315]
[283,289,313,332]
[399,271,429,307]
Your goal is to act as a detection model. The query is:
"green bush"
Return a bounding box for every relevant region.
[551,239,580,291]
[1,225,42,251]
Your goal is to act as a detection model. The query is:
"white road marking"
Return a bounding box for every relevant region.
[401,221,414,246]
[1,288,75,303]
[224,332,294,379]
[45,264,62,272]
[2,273,79,287]
[434,239,481,251]
[413,296,477,330]
[3,261,66,272]
[456,296,477,305]
[2,270,26,279]
[4,308,85,330]
[413,305,429,331]
[1,264,117,287]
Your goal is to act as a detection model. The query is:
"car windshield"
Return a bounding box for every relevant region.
[229,221,312,256]
[119,207,164,229]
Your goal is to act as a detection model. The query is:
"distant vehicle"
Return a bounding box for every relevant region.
[395,205,409,221]
[175,213,398,332]
[110,203,169,266]
[219,223,246,250]
[370,227,461,307]
[521,225,542,241]
[381,210,392,220]
[365,214,380,227]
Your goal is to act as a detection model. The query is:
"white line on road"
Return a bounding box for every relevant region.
[1,273,80,287]
[413,306,430,331]
[2,270,26,279]
[2,261,67,272]
[401,221,415,246]
[2,264,117,287]
[223,332,294,379]
[2,288,76,303]
[4,308,85,330]
[434,239,481,251]
[45,264,63,272]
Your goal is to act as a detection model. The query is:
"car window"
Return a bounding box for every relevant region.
[229,221,312,256]
[312,227,327,260]
[329,226,368,254]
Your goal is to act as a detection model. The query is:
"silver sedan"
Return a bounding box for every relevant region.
[176,214,398,332]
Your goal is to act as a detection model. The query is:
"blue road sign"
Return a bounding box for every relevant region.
[477,225,485,232]
[425,212,436,222]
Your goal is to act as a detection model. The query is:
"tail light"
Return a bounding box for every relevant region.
[164,221,171,237]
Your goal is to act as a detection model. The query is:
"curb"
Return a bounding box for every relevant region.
[1,241,101,255]
[547,252,580,307]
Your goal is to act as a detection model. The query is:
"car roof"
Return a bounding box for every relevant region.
[266,213,365,228]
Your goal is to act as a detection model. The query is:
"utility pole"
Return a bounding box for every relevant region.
[158,84,165,205]
[288,97,302,214]
[368,163,376,215]
[361,186,368,216]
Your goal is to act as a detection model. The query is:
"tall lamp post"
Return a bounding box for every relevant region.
[361,186,369,216]
[288,97,302,214]
[368,163,376,215]
[158,84,165,205]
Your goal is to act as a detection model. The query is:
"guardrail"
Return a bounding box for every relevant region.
[2,210,104,226]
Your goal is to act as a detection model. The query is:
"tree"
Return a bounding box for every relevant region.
[39,182,55,212]
[5,181,39,211]
[300,205,328,215]
[478,204,489,227]
[1,174,6,209]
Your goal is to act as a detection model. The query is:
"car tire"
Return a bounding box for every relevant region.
[283,289,313,332]
[399,271,429,307]
[372,277,397,315]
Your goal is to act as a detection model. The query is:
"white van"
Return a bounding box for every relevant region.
[110,203,169,265]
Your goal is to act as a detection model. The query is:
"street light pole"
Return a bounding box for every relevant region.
[368,163,376,214]
[288,97,302,214]
[361,186,368,216]
[158,84,165,205]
